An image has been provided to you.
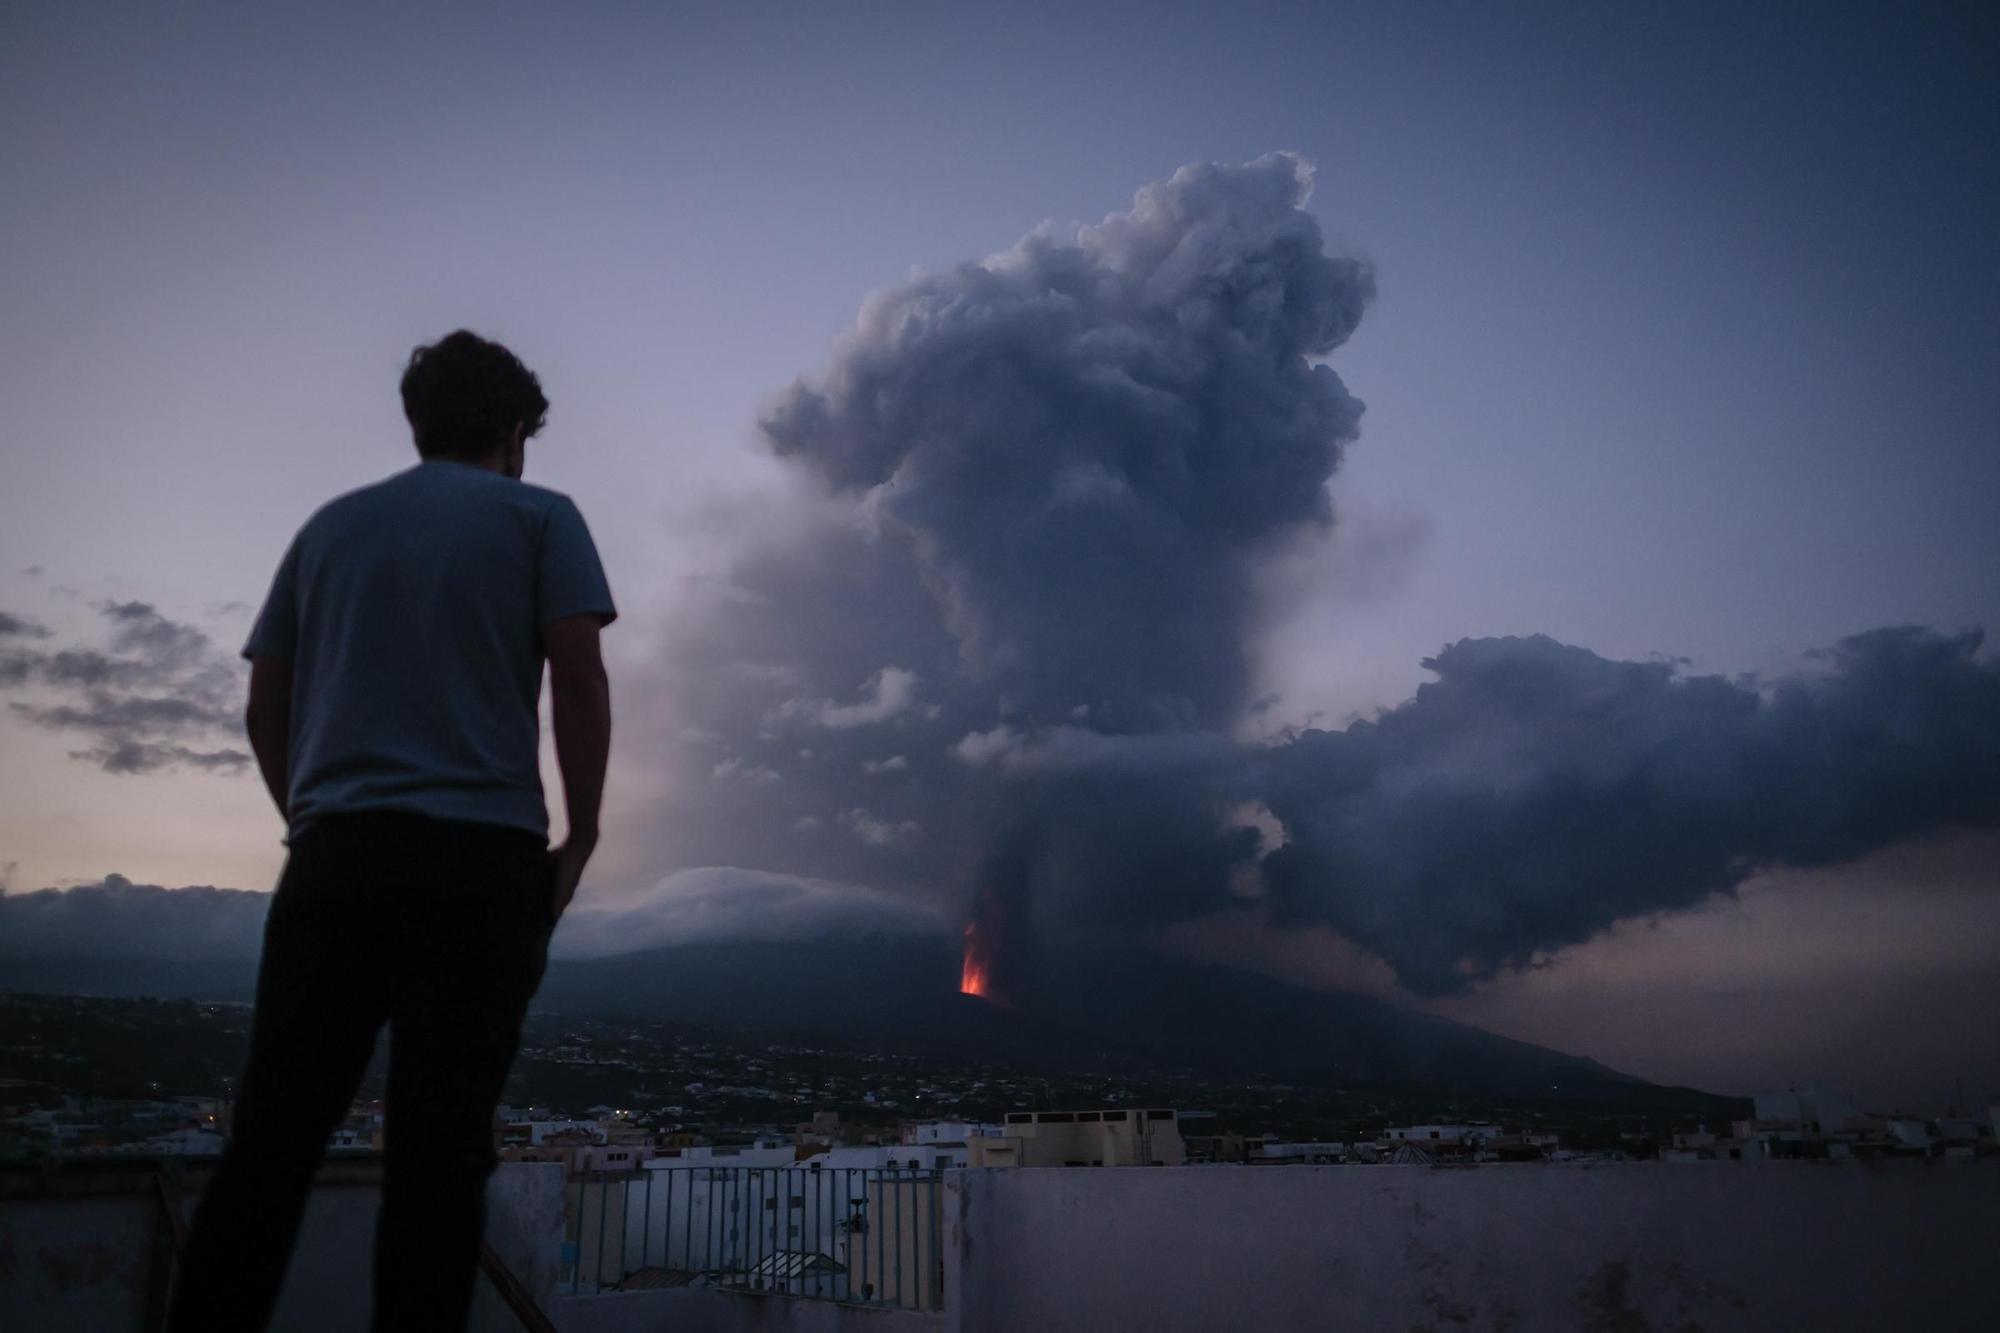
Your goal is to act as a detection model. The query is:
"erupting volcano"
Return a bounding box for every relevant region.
[959,926,991,998]
[958,889,1008,1001]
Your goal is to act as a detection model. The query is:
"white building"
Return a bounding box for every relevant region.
[1888,1119,1933,1151]
[904,1121,1003,1147]
[806,1143,972,1172]
[504,1118,609,1146]
[967,1109,1184,1167]
[1752,1084,1859,1135]
[1382,1124,1502,1147]
[668,1142,797,1168]
[1255,1141,1347,1164]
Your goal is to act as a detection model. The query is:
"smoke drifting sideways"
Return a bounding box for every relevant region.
[640,154,2000,1005]
[1258,627,2000,994]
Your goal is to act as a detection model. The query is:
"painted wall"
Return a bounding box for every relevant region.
[941,1163,1999,1332]
[0,1160,564,1333]
[7,1160,1997,1331]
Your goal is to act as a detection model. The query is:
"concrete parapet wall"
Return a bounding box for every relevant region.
[0,1158,563,1333]
[8,1159,1997,1331]
[941,1162,1999,1332]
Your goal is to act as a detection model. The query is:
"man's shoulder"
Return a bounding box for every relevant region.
[415,464,576,519]
[300,467,574,539]
[510,478,576,515]
[292,473,401,545]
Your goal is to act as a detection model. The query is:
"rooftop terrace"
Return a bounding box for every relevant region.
[4,1155,1995,1331]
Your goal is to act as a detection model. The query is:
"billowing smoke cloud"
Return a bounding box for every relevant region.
[644,154,1363,962]
[1258,627,2000,994]
[765,152,1369,732]
[634,155,2000,1003]
[0,601,249,772]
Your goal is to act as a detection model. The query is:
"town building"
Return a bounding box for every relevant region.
[1252,1140,1346,1164]
[965,1109,1183,1167]
[902,1120,1002,1146]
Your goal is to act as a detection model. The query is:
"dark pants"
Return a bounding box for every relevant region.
[169,811,556,1333]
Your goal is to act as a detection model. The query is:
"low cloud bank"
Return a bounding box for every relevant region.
[549,867,947,958]
[0,875,270,960]
[0,868,945,966]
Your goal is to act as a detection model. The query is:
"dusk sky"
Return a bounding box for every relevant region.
[2,1,1996,1108]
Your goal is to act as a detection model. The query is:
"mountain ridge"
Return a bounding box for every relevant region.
[0,934,1732,1105]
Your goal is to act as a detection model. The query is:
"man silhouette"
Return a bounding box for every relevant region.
[169,330,615,1331]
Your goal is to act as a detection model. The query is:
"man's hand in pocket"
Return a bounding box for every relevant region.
[549,829,597,923]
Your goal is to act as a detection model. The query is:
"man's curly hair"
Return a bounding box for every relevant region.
[399,330,549,460]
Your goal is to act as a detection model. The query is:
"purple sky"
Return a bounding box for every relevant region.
[2,2,1995,1107]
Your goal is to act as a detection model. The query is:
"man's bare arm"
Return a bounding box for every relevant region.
[543,614,611,916]
[245,657,293,820]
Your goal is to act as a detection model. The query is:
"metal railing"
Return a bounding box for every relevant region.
[565,1165,944,1310]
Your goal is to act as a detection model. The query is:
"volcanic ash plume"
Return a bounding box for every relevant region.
[750,152,1374,986]
[764,152,1372,734]
[958,886,1009,1002]
[1257,626,2000,995]
[648,156,2000,1006]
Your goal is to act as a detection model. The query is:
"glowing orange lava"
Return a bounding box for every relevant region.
[959,893,1006,1000]
[959,921,991,998]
